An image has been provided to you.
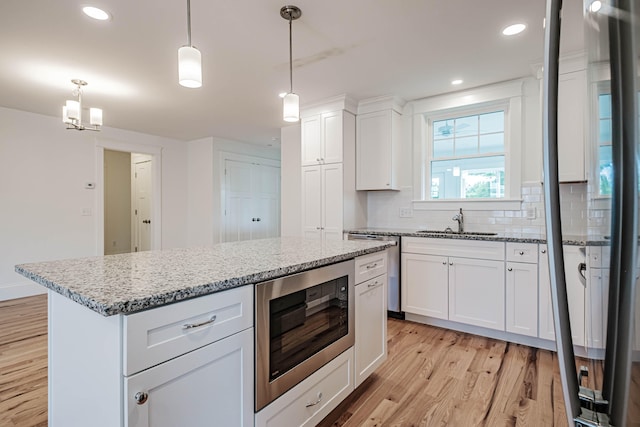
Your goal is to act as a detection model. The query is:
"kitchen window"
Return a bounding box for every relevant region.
[429,109,506,200]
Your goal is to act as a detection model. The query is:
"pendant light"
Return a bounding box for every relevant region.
[178,0,202,88]
[62,79,103,131]
[281,5,301,122]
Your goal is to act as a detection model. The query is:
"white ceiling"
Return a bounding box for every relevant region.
[0,0,585,146]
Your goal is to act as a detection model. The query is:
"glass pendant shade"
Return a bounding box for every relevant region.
[66,100,80,121]
[62,106,71,124]
[90,108,103,126]
[283,92,300,122]
[178,46,202,88]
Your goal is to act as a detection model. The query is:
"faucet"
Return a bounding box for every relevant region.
[452,208,464,233]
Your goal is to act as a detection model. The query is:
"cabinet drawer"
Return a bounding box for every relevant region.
[123,285,253,376]
[506,242,538,263]
[354,250,388,284]
[255,348,354,427]
[402,237,504,261]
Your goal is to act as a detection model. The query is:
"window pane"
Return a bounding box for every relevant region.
[479,111,504,134]
[433,138,454,158]
[599,119,612,145]
[431,155,505,199]
[599,145,613,196]
[599,94,612,118]
[455,136,478,156]
[479,133,504,153]
[455,115,478,136]
[433,120,453,140]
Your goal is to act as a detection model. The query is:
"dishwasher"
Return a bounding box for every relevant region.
[347,233,403,319]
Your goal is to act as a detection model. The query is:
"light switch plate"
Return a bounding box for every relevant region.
[399,208,413,218]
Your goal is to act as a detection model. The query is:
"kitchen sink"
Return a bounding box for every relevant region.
[416,230,498,236]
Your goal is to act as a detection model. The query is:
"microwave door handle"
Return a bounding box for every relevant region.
[542,0,581,422]
[603,1,639,423]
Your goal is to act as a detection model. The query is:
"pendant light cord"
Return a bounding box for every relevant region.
[186,0,192,47]
[288,15,293,93]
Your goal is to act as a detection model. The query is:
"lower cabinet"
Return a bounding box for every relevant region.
[255,348,354,427]
[401,253,448,319]
[448,257,505,331]
[355,273,387,387]
[125,328,254,427]
[505,262,538,337]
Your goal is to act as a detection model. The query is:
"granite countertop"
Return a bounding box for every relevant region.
[344,228,610,246]
[15,237,392,317]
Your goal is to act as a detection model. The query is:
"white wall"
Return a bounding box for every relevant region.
[0,106,188,300]
[280,124,301,236]
[186,136,280,246]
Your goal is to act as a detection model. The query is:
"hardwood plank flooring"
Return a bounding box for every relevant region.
[319,319,603,427]
[0,295,47,427]
[0,295,603,427]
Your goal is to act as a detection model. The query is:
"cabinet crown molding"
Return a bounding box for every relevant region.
[357,96,406,115]
[300,94,357,118]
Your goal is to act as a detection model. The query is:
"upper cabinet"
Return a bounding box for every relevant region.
[355,97,404,191]
[301,111,344,166]
[558,69,587,182]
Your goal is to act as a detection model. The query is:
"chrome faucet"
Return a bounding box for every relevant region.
[452,208,464,233]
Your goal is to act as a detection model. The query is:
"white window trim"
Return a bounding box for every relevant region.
[411,79,524,210]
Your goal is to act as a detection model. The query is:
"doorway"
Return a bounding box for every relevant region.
[103,150,153,254]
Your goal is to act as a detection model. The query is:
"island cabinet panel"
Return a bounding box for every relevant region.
[123,285,253,376]
[125,328,253,427]
[255,348,354,427]
[355,273,387,388]
[448,257,505,331]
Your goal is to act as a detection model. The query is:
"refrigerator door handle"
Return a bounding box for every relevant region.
[542,0,582,422]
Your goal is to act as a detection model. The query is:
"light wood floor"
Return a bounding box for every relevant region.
[0,295,603,427]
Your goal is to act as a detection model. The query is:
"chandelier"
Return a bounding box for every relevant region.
[62,79,102,131]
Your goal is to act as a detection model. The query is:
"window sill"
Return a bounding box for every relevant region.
[413,198,523,211]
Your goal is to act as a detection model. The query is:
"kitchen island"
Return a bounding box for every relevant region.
[16,237,392,427]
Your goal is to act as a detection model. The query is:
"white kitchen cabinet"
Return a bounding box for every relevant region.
[356,109,401,190]
[255,348,354,427]
[355,272,387,387]
[449,257,505,331]
[301,163,343,242]
[125,328,253,427]
[506,261,538,337]
[401,253,449,319]
[301,111,344,166]
[558,70,586,182]
[538,245,586,346]
[588,266,609,349]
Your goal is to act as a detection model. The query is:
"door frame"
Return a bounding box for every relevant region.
[96,138,163,255]
[218,151,280,243]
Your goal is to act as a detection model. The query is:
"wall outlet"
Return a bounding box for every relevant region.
[81,208,92,216]
[525,207,536,219]
[399,208,413,218]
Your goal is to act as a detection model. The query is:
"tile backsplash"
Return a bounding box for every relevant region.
[367,181,595,237]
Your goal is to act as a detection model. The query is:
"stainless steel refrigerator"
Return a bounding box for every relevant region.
[543,0,638,425]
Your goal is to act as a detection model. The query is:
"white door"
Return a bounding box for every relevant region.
[301,165,322,240]
[321,163,343,241]
[133,160,152,252]
[448,257,505,331]
[224,160,254,242]
[505,261,539,337]
[401,253,449,319]
[252,165,281,239]
[125,328,253,427]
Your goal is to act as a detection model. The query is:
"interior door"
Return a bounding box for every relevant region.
[133,160,152,252]
[224,160,254,242]
[252,164,280,239]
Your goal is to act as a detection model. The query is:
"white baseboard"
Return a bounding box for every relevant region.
[0,282,46,301]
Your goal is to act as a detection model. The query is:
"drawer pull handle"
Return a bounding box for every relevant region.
[368,281,379,288]
[366,263,378,269]
[306,392,323,408]
[134,391,148,405]
[183,315,217,330]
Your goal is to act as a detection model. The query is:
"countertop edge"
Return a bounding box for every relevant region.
[15,244,392,317]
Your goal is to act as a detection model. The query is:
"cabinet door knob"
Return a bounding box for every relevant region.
[519,251,524,255]
[134,391,148,405]
[442,261,447,265]
[316,227,321,230]
[508,267,513,271]
[256,218,261,222]
[541,249,547,254]
[449,262,453,266]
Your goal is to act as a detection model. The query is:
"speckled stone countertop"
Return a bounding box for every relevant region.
[15,237,392,317]
[345,228,610,246]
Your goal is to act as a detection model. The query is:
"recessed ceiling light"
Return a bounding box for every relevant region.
[502,23,526,36]
[589,0,602,12]
[451,79,463,85]
[278,92,287,98]
[82,6,110,21]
